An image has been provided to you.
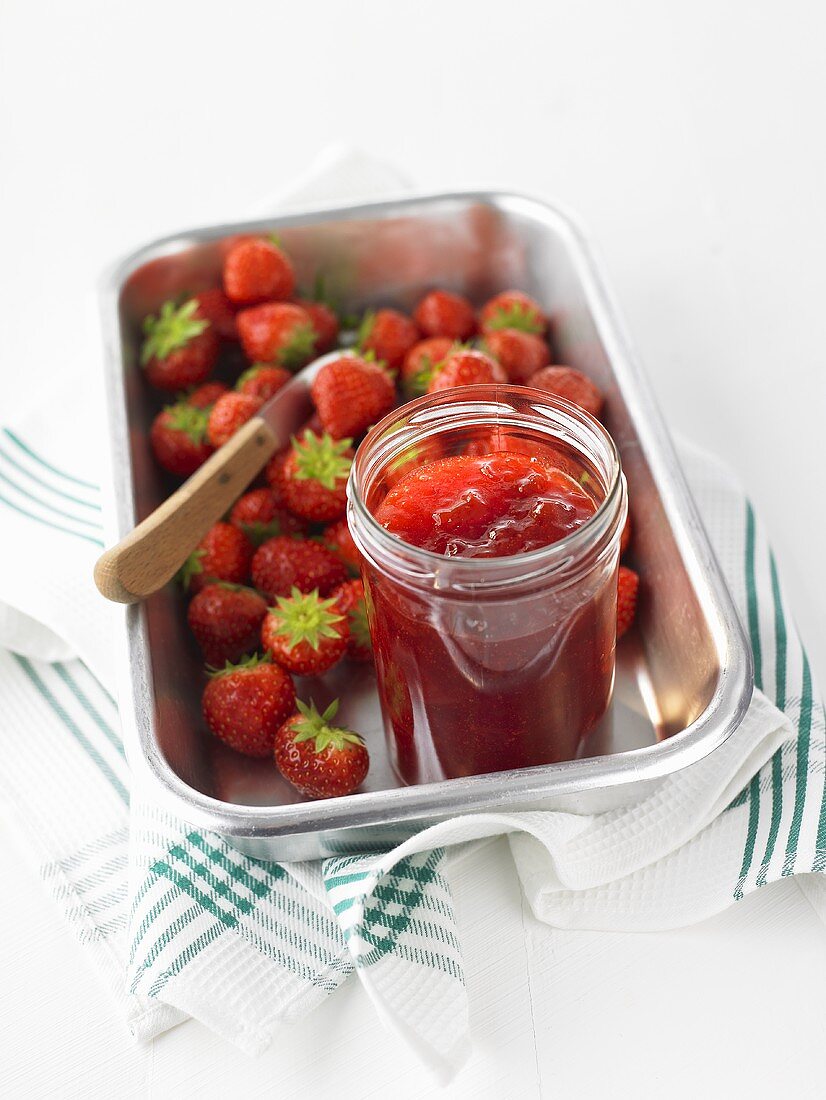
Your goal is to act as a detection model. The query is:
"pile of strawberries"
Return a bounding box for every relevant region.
[140,233,639,800]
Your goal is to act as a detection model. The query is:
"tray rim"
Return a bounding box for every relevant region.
[99,189,754,839]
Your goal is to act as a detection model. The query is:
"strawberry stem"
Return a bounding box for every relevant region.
[268,587,344,652]
[291,698,364,753]
[142,299,209,365]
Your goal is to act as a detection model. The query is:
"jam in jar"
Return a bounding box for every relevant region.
[347,385,627,784]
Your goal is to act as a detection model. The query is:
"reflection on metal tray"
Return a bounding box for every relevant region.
[99,192,753,861]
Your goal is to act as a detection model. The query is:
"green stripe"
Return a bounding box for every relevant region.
[130,903,204,990]
[744,502,762,690]
[769,553,787,709]
[150,860,237,928]
[812,702,826,873]
[2,428,100,491]
[0,444,102,513]
[755,552,789,886]
[755,750,784,887]
[13,655,128,803]
[146,922,225,999]
[734,774,761,900]
[167,844,254,915]
[53,663,124,759]
[324,869,373,891]
[0,489,104,547]
[0,467,102,528]
[734,502,764,896]
[186,831,281,895]
[782,653,814,876]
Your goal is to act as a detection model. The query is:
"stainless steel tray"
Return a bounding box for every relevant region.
[100,192,753,861]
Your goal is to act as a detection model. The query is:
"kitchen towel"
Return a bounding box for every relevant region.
[0,149,823,1082]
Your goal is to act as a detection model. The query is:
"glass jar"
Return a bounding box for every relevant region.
[347,385,627,784]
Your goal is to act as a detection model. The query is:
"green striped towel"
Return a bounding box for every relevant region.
[0,396,823,1079]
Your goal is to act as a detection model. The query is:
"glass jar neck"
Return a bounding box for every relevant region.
[347,385,626,598]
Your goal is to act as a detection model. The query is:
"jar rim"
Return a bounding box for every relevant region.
[347,384,625,584]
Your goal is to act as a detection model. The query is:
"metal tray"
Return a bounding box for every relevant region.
[100,192,753,861]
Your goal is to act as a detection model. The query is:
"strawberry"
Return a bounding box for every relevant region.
[193,288,238,340]
[223,236,295,305]
[427,349,506,393]
[150,401,213,477]
[528,365,604,420]
[620,512,632,557]
[356,309,419,369]
[237,302,316,368]
[401,337,454,396]
[482,328,550,384]
[295,298,339,353]
[617,565,639,639]
[264,449,290,508]
[262,587,349,675]
[187,380,228,409]
[141,299,219,392]
[229,488,306,545]
[187,582,268,666]
[274,699,369,799]
[202,654,296,758]
[479,290,547,336]
[206,392,263,447]
[311,354,396,441]
[251,536,347,601]
[413,290,476,341]
[236,363,291,402]
[179,522,253,594]
[323,518,362,573]
[332,579,372,663]
[281,432,353,523]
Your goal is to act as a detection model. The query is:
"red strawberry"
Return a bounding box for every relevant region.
[482,328,550,384]
[206,392,263,447]
[187,582,268,666]
[150,401,213,477]
[187,381,228,408]
[413,290,476,341]
[274,699,369,799]
[179,522,253,594]
[479,290,547,336]
[295,298,340,353]
[264,449,290,508]
[141,299,219,392]
[323,518,362,573]
[427,349,506,393]
[236,302,317,368]
[229,488,306,545]
[332,579,372,663]
[281,432,353,523]
[223,237,295,305]
[311,354,396,440]
[356,309,419,369]
[262,588,348,675]
[528,365,604,420]
[401,337,454,396]
[202,654,296,758]
[617,565,639,639]
[251,536,347,602]
[236,363,291,402]
[620,512,632,557]
[193,288,238,340]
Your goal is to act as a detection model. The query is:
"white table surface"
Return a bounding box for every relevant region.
[1,1,825,1096]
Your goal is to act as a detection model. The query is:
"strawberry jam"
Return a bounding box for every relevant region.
[348,385,626,784]
[374,453,597,558]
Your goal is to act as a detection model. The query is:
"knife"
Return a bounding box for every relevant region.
[94,350,344,604]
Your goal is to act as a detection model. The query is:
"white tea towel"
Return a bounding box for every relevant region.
[0,149,823,1081]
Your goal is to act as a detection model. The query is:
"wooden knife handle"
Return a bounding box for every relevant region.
[94,417,278,605]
